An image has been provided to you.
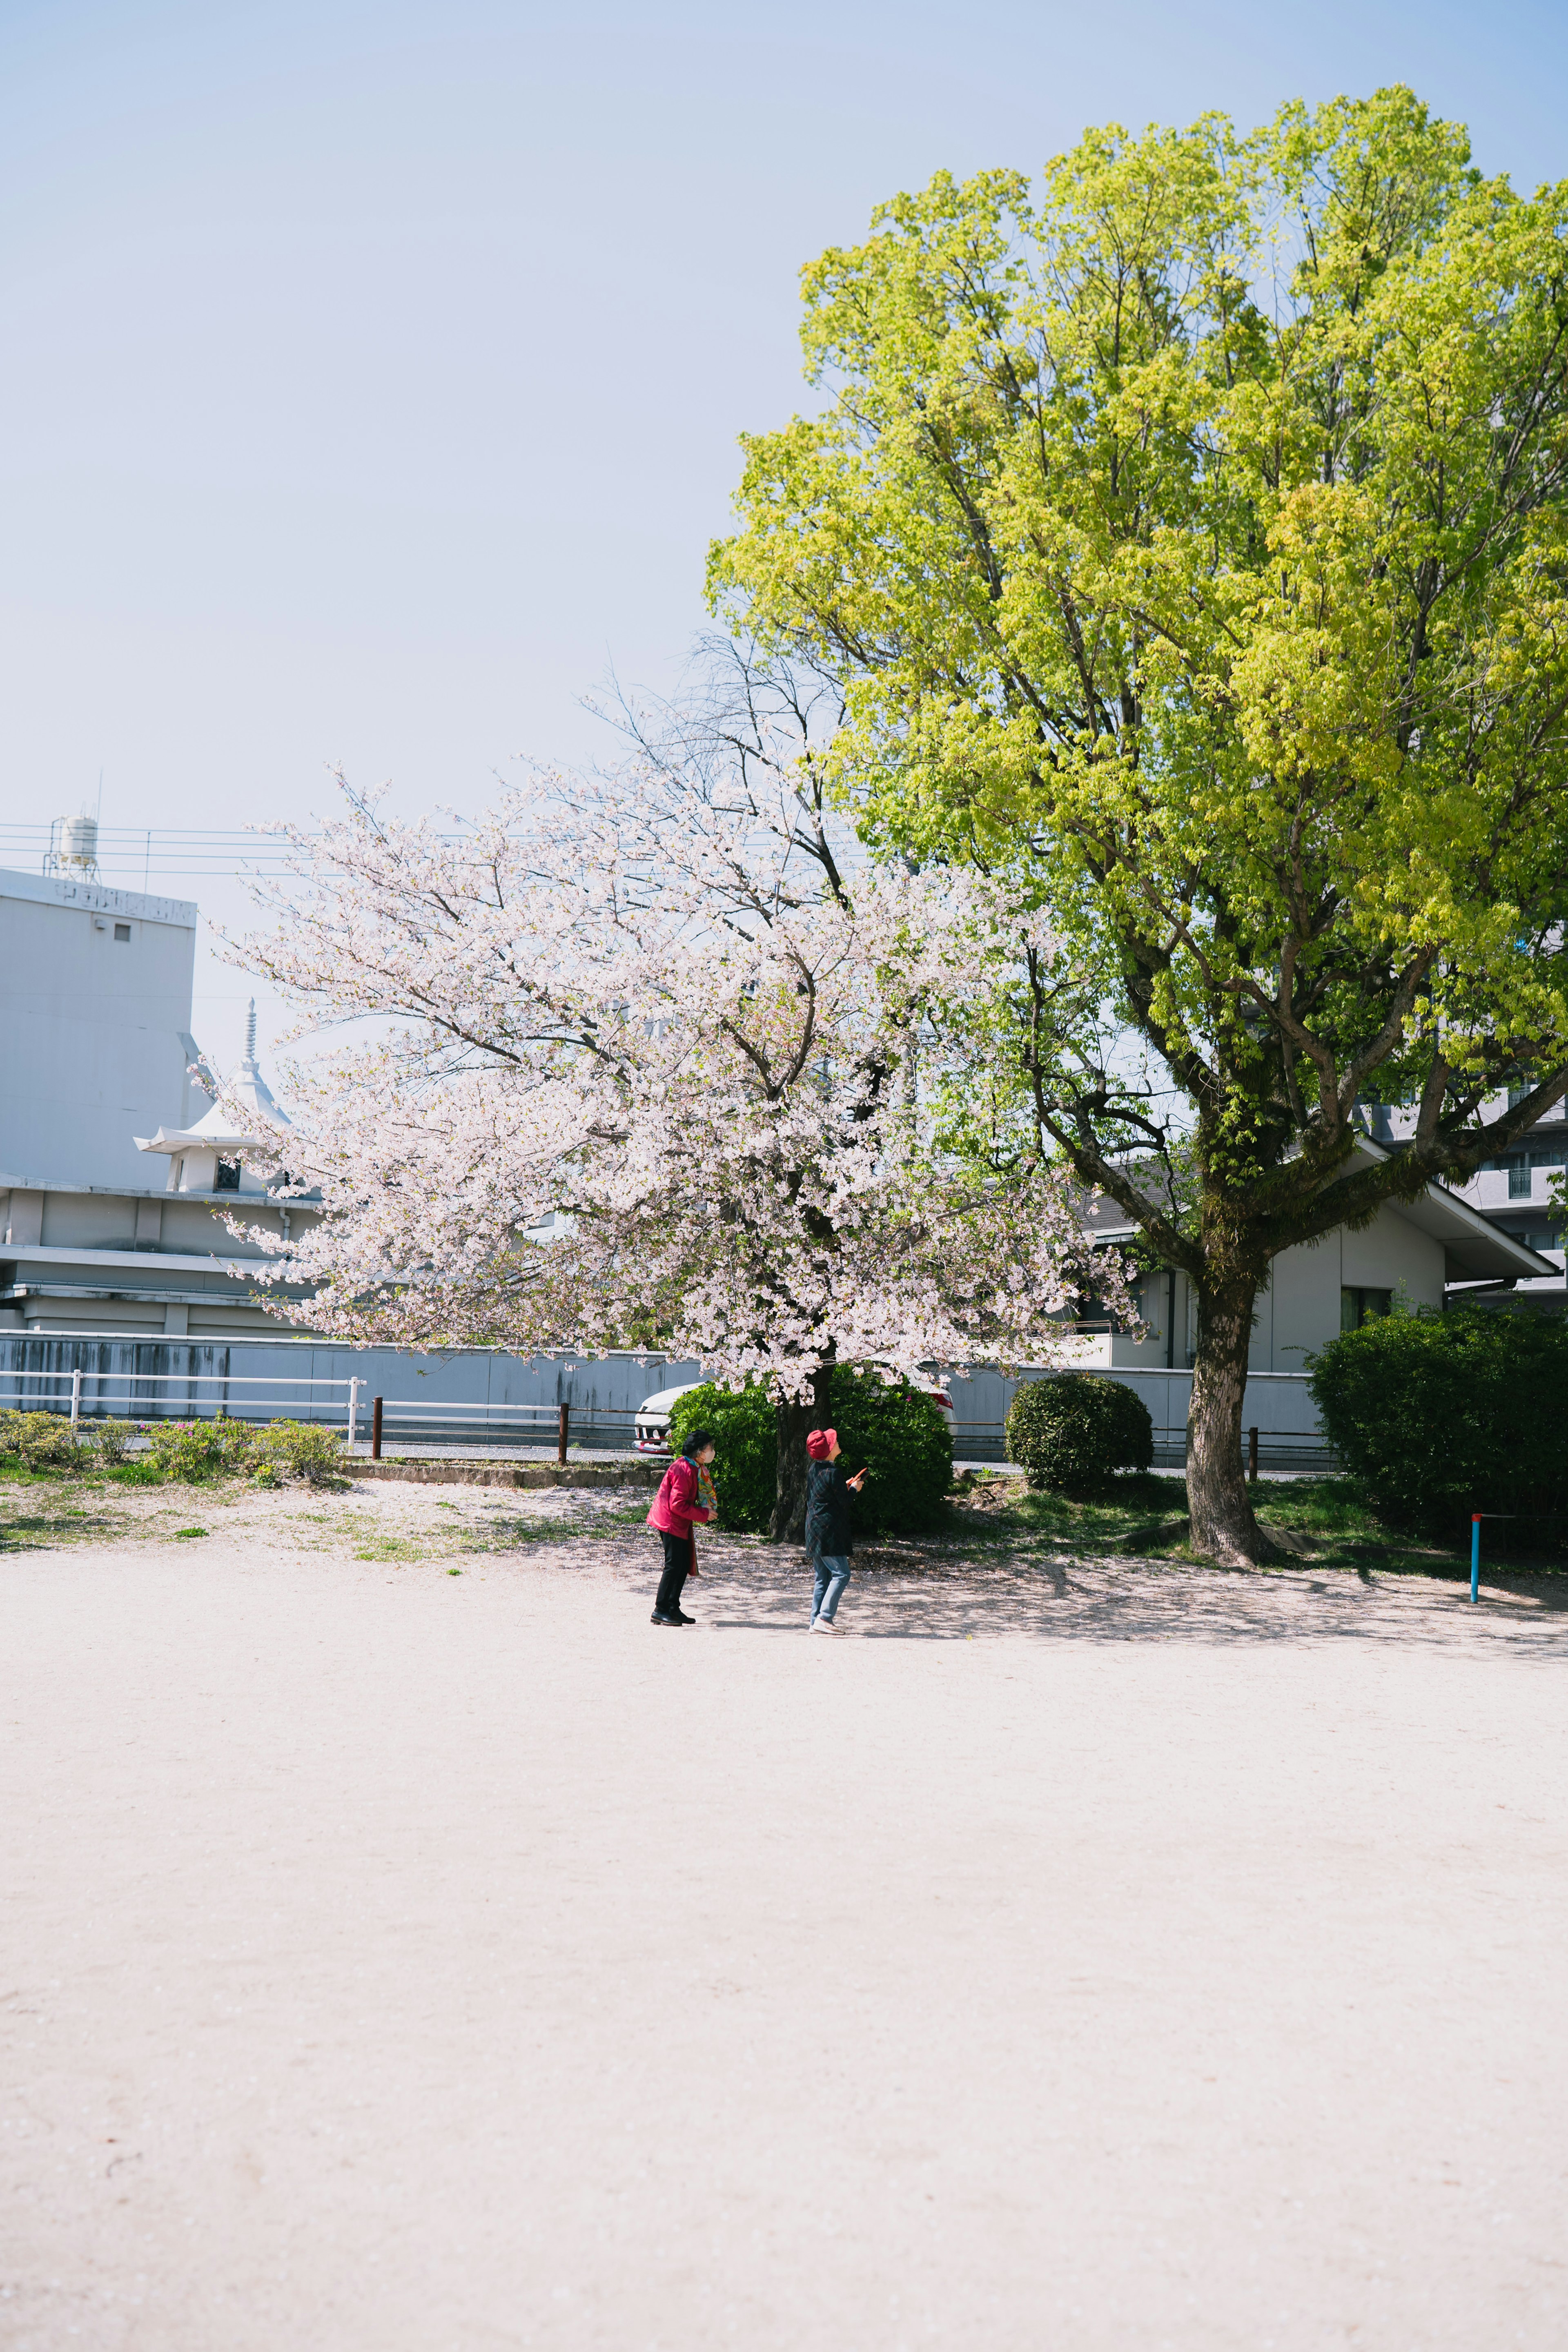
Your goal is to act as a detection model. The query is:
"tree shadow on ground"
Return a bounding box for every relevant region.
[607,1536,1568,1658]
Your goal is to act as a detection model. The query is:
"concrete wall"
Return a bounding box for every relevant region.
[0,1334,708,1443]
[0,870,205,1189]
[0,1178,311,1338]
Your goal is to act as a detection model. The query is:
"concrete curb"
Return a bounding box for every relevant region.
[344,1458,664,1491]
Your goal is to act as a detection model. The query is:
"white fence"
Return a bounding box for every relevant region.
[0,1335,1330,1470]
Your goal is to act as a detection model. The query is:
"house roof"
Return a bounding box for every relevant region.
[134,999,290,1159]
[1085,1143,1558,1284]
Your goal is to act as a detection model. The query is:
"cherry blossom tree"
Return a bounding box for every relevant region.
[227,675,1127,1534]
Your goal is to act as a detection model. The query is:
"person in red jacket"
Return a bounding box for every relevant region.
[645,1430,716,1625]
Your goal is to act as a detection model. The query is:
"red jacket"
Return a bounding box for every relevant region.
[647,1454,713,1539]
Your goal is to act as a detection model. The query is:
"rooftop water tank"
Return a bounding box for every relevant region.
[58,814,99,869]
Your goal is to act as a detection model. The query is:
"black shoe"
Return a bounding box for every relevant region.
[675,1610,697,1625]
[650,1611,684,1625]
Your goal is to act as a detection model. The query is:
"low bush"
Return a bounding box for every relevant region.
[88,1418,133,1465]
[253,1419,346,1486]
[827,1369,953,1534]
[143,1417,258,1483]
[667,1370,953,1538]
[1006,1373,1154,1492]
[665,1383,776,1533]
[0,1409,86,1472]
[1309,1306,1568,1535]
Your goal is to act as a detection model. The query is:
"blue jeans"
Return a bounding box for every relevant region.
[811,1554,851,1623]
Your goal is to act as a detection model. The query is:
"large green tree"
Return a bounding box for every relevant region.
[709,87,1568,1563]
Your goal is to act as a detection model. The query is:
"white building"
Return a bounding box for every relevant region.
[1049,1145,1556,1466]
[0,867,211,1190]
[0,868,314,1337]
[1096,1159,1549,1376]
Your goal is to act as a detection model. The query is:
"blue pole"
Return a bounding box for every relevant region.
[1471,1512,1481,1604]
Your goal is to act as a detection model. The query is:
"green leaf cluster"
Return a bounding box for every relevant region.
[1005,1373,1155,1491]
[668,1371,953,1536]
[711,87,1568,1240]
[1309,1305,1568,1534]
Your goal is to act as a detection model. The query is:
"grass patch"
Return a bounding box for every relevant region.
[173,1526,209,1541]
[947,1470,1507,1576]
[951,1470,1192,1557]
[351,1534,428,1563]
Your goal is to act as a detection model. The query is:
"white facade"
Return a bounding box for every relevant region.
[0,877,315,1336]
[1098,1164,1547,1381]
[0,867,208,1190]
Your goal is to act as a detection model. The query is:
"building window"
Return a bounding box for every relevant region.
[1509,1156,1532,1198]
[114,921,131,941]
[1341,1286,1392,1332]
[1502,1221,1563,1256]
[214,1158,242,1191]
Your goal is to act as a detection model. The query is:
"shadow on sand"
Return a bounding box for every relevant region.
[606,1536,1568,1657]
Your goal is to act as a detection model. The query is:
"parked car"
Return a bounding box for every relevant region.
[633,1376,955,1452]
[633,1382,703,1452]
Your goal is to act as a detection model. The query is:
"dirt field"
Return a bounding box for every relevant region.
[3,1477,1565,2349]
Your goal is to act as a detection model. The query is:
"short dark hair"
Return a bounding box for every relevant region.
[682,1429,715,1456]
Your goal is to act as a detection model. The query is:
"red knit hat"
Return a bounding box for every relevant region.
[806,1428,836,1461]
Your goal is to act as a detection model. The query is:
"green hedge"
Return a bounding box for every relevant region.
[665,1384,777,1534]
[668,1370,953,1537]
[0,1409,345,1488]
[1006,1373,1154,1491]
[1309,1307,1568,1534]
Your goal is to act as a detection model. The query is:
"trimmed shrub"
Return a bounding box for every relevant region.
[1006,1373,1154,1491]
[667,1371,953,1538]
[0,1409,86,1472]
[88,1418,133,1465]
[666,1383,777,1534]
[1309,1306,1568,1535]
[253,1419,346,1486]
[826,1368,953,1534]
[143,1417,258,1482]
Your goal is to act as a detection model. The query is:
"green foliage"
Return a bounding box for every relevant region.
[0,1410,85,1472]
[252,1419,346,1486]
[826,1368,953,1533]
[88,1418,132,1465]
[711,87,1568,1558]
[1006,1375,1155,1492]
[1309,1308,1568,1535]
[120,1416,347,1487]
[666,1383,776,1534]
[668,1371,953,1536]
[143,1417,258,1483]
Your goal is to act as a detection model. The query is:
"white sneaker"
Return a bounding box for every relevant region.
[812,1616,842,1634]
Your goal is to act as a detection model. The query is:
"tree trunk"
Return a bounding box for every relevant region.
[1186,1273,1270,1565]
[769,1363,834,1543]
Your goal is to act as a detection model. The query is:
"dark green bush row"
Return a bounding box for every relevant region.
[1310,1306,1568,1534]
[667,1371,953,1536]
[1005,1373,1154,1491]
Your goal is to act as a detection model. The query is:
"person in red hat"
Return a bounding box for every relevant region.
[804,1427,867,1634]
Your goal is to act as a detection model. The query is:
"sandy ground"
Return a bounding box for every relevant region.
[3,1480,1566,2351]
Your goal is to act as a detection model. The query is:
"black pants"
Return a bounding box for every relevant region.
[655,1530,693,1619]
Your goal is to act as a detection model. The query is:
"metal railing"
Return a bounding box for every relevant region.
[0,1371,1334,1472]
[0,1369,629,1463]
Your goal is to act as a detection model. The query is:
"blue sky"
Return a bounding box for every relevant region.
[1,0,1563,1063]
